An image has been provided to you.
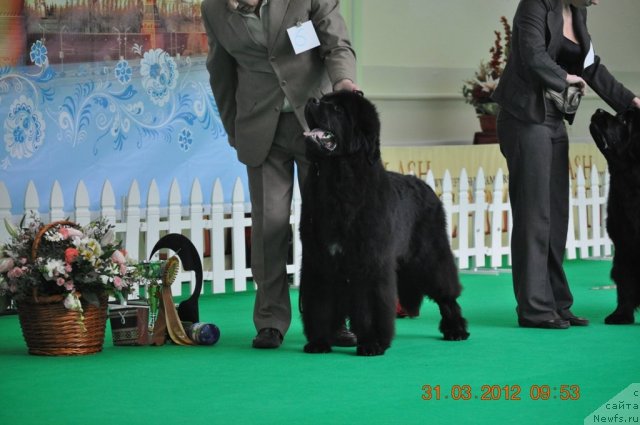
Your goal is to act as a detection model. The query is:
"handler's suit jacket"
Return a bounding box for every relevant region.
[201,0,356,166]
[492,0,636,124]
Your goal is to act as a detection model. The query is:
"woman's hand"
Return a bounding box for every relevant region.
[566,74,587,95]
[632,97,640,109]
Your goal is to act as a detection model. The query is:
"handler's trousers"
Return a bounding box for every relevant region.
[497,105,574,322]
[246,112,310,336]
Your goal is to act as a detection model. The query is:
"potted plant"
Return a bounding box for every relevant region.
[0,214,138,355]
[462,16,511,133]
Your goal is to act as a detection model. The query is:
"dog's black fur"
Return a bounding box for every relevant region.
[299,91,469,356]
[590,108,640,324]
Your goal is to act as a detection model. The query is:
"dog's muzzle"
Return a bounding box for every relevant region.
[304,128,337,152]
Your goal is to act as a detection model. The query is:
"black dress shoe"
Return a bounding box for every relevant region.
[252,328,283,349]
[518,318,570,329]
[558,311,590,326]
[564,316,589,326]
[333,325,357,347]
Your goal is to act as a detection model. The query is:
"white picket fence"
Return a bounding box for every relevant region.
[0,165,612,296]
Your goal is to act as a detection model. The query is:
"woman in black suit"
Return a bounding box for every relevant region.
[492,0,640,329]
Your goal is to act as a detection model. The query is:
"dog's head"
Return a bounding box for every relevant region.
[590,108,640,167]
[303,90,381,163]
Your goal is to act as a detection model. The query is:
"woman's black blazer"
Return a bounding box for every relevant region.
[492,0,635,124]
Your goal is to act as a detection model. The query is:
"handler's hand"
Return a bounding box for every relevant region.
[333,79,359,92]
[566,74,587,95]
[632,97,640,109]
[229,0,260,14]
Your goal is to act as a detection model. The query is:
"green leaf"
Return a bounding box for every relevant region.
[4,218,18,239]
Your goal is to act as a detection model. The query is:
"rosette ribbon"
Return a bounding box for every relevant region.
[151,255,194,346]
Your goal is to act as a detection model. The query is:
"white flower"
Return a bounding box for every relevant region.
[63,292,83,311]
[75,238,103,265]
[0,257,14,273]
[100,229,115,246]
[44,231,64,242]
[476,76,500,93]
[43,259,66,280]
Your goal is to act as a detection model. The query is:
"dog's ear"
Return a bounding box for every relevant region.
[358,100,381,164]
[367,144,381,165]
[360,123,381,164]
[352,129,380,165]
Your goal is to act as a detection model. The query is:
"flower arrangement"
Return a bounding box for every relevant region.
[462,16,511,116]
[0,215,137,314]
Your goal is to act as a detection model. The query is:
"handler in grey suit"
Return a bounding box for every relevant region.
[493,0,640,329]
[201,0,358,348]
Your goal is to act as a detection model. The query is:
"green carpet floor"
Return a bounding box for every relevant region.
[0,259,637,425]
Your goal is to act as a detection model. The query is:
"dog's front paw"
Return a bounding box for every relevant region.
[440,319,470,341]
[304,341,332,353]
[604,312,635,325]
[443,330,470,341]
[356,343,386,356]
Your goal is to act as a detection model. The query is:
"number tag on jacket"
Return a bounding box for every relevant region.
[287,21,320,54]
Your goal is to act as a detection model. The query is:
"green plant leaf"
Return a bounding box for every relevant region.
[4,218,18,239]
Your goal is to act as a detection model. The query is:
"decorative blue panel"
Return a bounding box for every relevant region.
[1,39,247,214]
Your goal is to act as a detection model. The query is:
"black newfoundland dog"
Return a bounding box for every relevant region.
[590,108,640,324]
[299,91,469,356]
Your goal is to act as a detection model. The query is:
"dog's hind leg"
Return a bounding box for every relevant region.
[421,253,470,341]
[397,267,425,318]
[437,300,470,340]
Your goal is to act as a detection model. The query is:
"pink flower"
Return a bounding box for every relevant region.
[65,264,72,273]
[56,277,66,286]
[113,276,124,290]
[0,257,14,273]
[111,250,129,275]
[7,266,24,279]
[64,280,75,291]
[111,249,126,265]
[64,247,79,264]
[59,227,83,240]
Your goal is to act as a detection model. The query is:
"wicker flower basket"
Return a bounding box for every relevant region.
[16,220,109,356]
[17,292,108,356]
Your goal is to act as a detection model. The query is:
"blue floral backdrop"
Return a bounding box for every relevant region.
[1,39,246,215]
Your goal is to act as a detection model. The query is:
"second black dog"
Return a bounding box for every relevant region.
[590,107,640,324]
[299,91,469,356]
